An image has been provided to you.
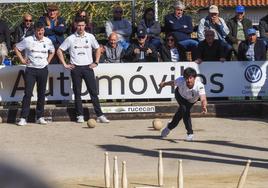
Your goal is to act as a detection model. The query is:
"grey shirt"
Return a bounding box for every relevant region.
[105,19,132,42]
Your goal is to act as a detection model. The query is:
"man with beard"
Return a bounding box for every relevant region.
[159,68,207,141]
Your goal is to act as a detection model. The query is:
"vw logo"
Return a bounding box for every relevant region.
[244,65,262,83]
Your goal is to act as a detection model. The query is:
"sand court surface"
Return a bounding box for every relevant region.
[0,117,267,188]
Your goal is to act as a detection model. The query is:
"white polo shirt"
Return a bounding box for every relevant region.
[175,76,206,103]
[59,32,99,66]
[16,35,55,69]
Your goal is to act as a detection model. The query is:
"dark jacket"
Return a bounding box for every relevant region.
[0,19,11,50]
[237,39,267,61]
[164,14,193,41]
[125,41,158,62]
[13,23,34,44]
[196,40,226,61]
[137,19,161,40]
[226,17,252,44]
[159,44,186,62]
[39,16,66,48]
[259,14,268,39]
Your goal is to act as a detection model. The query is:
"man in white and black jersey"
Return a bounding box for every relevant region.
[159,67,207,141]
[57,17,110,124]
[14,21,55,126]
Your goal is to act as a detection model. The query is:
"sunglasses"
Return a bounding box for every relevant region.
[138,36,146,39]
[24,19,32,22]
[167,38,174,41]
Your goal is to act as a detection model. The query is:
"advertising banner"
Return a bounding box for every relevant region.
[0,61,267,101]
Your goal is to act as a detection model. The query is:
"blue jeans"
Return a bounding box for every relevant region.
[118,40,130,50]
[221,40,233,60]
[149,38,161,50]
[178,39,199,60]
[178,39,198,49]
[261,38,268,49]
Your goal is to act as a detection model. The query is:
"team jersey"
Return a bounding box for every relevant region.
[16,35,55,69]
[59,32,99,66]
[175,76,206,103]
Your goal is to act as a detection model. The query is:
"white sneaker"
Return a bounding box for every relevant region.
[17,118,27,126]
[36,117,47,125]
[77,115,85,123]
[161,127,170,137]
[97,115,110,123]
[186,134,194,141]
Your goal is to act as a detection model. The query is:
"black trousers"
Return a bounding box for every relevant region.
[21,66,48,119]
[71,65,103,117]
[167,88,194,135]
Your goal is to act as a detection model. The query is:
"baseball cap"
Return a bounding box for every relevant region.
[235,5,245,13]
[137,29,147,37]
[247,28,256,36]
[209,5,219,14]
[47,4,59,11]
[173,1,185,9]
[34,21,46,29]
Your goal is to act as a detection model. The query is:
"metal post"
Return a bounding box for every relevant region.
[154,0,158,21]
[131,0,136,26]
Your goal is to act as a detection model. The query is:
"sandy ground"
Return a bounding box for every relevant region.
[0,117,268,188]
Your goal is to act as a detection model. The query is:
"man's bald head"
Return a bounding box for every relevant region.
[108,32,118,48]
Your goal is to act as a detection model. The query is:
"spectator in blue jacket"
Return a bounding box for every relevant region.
[39,4,67,64]
[164,1,198,60]
[238,28,267,61]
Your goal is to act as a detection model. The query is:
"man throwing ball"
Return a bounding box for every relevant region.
[159,67,207,141]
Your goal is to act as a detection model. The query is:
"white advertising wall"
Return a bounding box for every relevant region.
[0,61,267,102]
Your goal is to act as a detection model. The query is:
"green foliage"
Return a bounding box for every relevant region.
[0,0,199,30]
